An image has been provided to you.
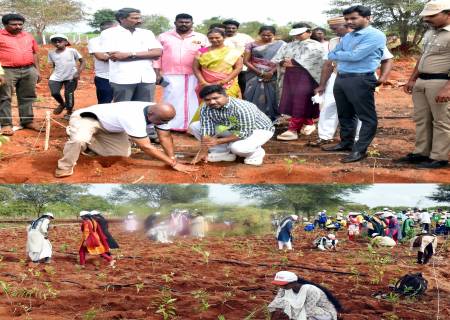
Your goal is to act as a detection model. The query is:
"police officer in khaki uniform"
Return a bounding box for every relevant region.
[400,0,450,169]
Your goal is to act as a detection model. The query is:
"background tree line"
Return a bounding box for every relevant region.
[0,0,432,51]
[0,184,447,220]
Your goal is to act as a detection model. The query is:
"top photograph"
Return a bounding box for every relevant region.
[0,0,448,184]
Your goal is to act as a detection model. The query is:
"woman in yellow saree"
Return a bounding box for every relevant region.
[191,28,243,121]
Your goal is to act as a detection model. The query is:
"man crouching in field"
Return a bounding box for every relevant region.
[55,101,197,177]
[190,85,275,166]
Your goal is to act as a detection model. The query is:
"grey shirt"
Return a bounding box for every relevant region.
[48,48,82,81]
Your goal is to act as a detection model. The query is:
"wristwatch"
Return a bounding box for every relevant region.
[130,52,137,59]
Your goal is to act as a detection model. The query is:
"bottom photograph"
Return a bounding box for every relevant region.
[0,184,448,320]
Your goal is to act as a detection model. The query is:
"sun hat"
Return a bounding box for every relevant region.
[289,27,308,36]
[79,210,90,217]
[90,210,100,215]
[272,271,298,285]
[291,214,299,221]
[43,212,54,219]
[419,0,450,16]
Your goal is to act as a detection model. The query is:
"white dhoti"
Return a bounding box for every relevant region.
[27,229,52,262]
[163,74,199,131]
[318,73,362,141]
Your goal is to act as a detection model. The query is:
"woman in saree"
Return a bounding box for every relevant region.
[79,211,115,268]
[272,23,324,141]
[243,25,285,121]
[193,28,243,97]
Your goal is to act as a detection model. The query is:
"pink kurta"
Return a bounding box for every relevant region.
[154,30,209,131]
[154,30,208,74]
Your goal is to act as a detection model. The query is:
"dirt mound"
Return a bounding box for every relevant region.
[0,224,448,319]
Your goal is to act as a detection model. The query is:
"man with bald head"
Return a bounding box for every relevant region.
[55,101,196,177]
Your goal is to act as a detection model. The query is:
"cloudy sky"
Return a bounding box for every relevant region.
[58,0,332,32]
[89,184,441,208]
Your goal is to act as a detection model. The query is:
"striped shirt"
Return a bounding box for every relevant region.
[200,97,274,139]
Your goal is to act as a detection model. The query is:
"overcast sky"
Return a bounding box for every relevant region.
[89,184,441,208]
[55,0,332,32]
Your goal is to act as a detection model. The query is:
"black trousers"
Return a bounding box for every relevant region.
[94,76,113,104]
[417,243,433,264]
[48,79,78,111]
[333,74,378,153]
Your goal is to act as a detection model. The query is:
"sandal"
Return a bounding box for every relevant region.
[1,125,14,136]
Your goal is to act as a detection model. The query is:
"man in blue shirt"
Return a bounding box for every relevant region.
[324,5,386,163]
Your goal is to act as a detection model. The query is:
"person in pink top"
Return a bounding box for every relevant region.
[154,14,208,132]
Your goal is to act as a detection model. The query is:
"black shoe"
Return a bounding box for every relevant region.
[417,160,448,169]
[395,153,430,164]
[308,138,334,147]
[322,143,352,152]
[341,151,367,163]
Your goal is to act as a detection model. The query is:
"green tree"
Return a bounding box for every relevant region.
[1,185,87,216]
[325,0,428,52]
[88,8,116,31]
[195,16,226,34]
[232,185,367,219]
[108,184,209,207]
[239,21,264,38]
[0,0,85,43]
[74,195,113,211]
[428,185,450,203]
[141,14,171,35]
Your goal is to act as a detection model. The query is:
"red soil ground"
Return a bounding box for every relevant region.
[0,49,448,183]
[0,223,448,319]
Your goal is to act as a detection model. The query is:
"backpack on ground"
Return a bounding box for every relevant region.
[393,273,428,297]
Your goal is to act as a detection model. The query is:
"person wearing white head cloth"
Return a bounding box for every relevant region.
[268,271,341,320]
[276,214,298,250]
[272,23,325,141]
[26,212,54,263]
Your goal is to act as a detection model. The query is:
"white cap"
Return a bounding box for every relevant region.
[43,212,54,218]
[79,210,90,217]
[272,271,298,285]
[291,214,299,221]
[327,234,336,240]
[383,212,394,218]
[289,27,308,36]
[50,33,70,43]
[419,0,450,16]
[90,210,100,215]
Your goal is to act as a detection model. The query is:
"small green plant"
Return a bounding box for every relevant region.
[218,315,226,320]
[60,243,69,253]
[136,282,144,293]
[192,289,210,312]
[161,272,174,283]
[97,272,107,280]
[384,292,400,304]
[191,244,210,264]
[83,307,102,320]
[154,289,177,320]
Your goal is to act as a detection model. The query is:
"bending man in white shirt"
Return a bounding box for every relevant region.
[55,102,197,178]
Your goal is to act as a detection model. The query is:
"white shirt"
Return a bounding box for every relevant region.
[420,211,431,224]
[74,101,169,138]
[100,26,163,84]
[88,36,109,79]
[224,33,253,72]
[48,48,82,81]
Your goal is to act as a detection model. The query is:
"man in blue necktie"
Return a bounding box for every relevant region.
[324,5,386,163]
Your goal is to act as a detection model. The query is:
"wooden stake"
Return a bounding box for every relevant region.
[44,111,51,150]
